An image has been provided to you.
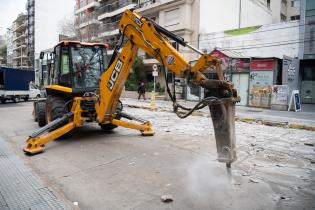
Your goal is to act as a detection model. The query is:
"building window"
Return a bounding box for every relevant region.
[291,0,300,7]
[290,15,300,20]
[165,8,179,27]
[281,13,287,21]
[267,0,270,8]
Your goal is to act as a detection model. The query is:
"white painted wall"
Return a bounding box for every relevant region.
[199,21,300,58]
[199,0,273,33]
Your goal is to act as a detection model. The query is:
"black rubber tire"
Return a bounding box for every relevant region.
[13,97,19,103]
[37,101,47,127]
[99,100,123,131]
[46,95,66,123]
[100,123,118,131]
[23,97,29,102]
[0,99,5,104]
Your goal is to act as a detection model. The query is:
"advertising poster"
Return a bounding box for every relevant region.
[249,71,273,107]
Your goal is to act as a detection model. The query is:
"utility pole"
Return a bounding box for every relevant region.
[239,0,242,28]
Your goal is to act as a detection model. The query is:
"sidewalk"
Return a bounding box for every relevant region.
[121,98,315,130]
[0,136,71,210]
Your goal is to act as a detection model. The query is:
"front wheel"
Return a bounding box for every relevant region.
[46,95,66,122]
[36,101,47,127]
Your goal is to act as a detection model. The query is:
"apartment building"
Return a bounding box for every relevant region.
[75,0,100,42]
[269,0,300,22]
[12,14,28,68]
[27,0,35,68]
[97,0,138,52]
[6,30,13,67]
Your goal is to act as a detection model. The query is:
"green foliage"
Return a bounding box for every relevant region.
[146,82,165,93]
[133,56,146,83]
[125,72,138,91]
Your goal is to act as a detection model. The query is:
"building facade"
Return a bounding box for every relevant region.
[269,0,300,22]
[6,29,14,67]
[12,14,28,68]
[97,0,138,53]
[6,1,35,70]
[298,0,315,104]
[27,0,35,68]
[199,20,300,59]
[75,0,100,42]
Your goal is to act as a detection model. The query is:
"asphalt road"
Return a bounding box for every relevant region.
[0,101,314,210]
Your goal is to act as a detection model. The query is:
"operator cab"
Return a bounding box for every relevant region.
[48,41,109,95]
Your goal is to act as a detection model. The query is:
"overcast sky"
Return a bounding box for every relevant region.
[0,0,27,35]
[0,0,74,53]
[36,0,74,53]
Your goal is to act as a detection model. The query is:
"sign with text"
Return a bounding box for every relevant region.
[288,90,301,112]
[251,59,274,71]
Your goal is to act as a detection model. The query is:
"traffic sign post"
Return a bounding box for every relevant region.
[151,64,158,110]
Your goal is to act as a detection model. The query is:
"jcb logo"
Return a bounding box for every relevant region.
[134,17,143,27]
[107,59,123,90]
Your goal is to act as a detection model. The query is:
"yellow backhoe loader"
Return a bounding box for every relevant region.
[24,9,240,168]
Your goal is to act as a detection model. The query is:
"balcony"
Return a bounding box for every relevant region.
[75,0,100,14]
[76,12,99,28]
[13,33,26,42]
[98,21,120,37]
[13,43,27,51]
[13,54,28,60]
[138,0,158,8]
[13,22,27,33]
[98,0,137,20]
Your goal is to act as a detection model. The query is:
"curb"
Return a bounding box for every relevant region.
[125,104,315,132]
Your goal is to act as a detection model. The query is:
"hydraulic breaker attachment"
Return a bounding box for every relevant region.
[201,79,240,165]
[209,98,239,164]
[24,112,75,155]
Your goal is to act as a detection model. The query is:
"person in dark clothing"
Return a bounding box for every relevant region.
[138,82,146,100]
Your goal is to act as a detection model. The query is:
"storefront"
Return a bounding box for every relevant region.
[300,59,315,104]
[186,49,250,105]
[249,58,281,108]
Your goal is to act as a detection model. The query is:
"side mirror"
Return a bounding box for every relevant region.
[39,52,45,60]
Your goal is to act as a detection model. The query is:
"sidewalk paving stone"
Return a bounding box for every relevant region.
[0,136,71,210]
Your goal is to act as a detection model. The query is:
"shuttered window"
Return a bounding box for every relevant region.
[165,8,179,26]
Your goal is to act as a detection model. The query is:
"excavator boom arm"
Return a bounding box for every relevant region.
[96,10,239,164]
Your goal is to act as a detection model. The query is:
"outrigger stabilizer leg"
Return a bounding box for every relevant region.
[23,112,75,155]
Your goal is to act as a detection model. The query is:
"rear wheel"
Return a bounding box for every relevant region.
[13,96,19,103]
[0,99,5,104]
[36,101,47,127]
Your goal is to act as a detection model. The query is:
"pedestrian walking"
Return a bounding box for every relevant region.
[138,82,146,100]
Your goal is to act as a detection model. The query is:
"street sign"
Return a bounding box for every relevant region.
[152,64,158,71]
[152,64,158,77]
